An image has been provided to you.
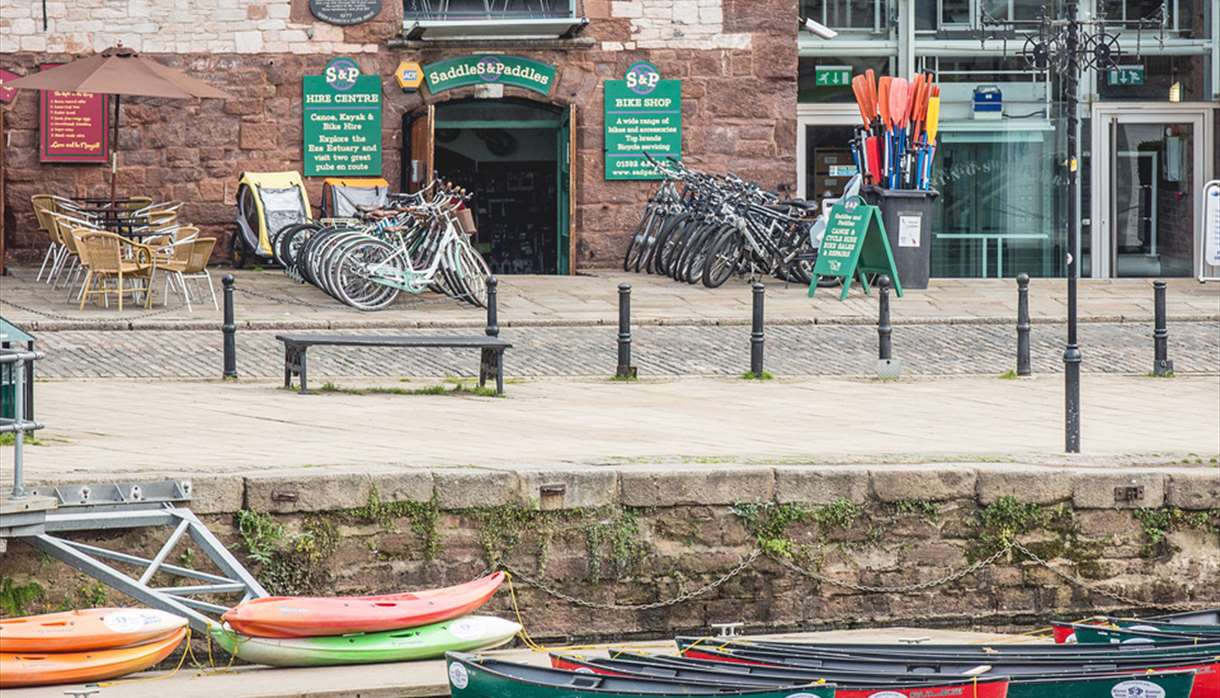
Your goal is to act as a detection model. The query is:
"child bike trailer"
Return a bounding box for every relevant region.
[320,178,390,219]
[232,171,313,268]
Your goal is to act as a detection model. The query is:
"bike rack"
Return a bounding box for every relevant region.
[1,346,267,633]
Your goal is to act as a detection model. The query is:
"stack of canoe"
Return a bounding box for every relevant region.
[1053,608,1220,645]
[445,631,1220,698]
[212,572,521,666]
[0,608,188,688]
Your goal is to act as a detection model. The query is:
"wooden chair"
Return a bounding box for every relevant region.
[76,232,157,311]
[160,237,217,311]
[122,196,154,211]
[31,195,59,282]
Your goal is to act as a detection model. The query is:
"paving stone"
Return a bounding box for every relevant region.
[773,466,872,504]
[619,467,775,507]
[1165,470,1220,510]
[1072,472,1166,509]
[516,469,620,510]
[185,475,246,515]
[244,470,374,513]
[976,468,1074,505]
[368,471,435,504]
[870,466,978,502]
[432,469,521,510]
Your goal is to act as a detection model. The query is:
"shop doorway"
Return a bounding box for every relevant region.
[403,98,575,275]
[1090,105,1214,278]
[796,106,859,207]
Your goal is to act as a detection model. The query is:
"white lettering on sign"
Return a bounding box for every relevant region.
[1204,180,1220,268]
[1110,680,1165,698]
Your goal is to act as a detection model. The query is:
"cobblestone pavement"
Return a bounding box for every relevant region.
[31,320,1220,379]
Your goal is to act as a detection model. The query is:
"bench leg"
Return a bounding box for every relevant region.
[298,350,309,395]
[496,350,504,396]
[284,347,293,389]
[478,348,491,388]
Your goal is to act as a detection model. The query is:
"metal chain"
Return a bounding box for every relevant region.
[0,297,180,323]
[501,549,762,611]
[777,544,1013,594]
[233,284,462,313]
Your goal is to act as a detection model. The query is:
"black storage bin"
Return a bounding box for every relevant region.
[862,187,940,290]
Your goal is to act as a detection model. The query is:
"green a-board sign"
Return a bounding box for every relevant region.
[604,61,682,180]
[303,57,382,177]
[808,196,902,300]
[423,55,556,95]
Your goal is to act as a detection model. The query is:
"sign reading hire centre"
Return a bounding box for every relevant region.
[302,57,382,177]
[604,61,682,180]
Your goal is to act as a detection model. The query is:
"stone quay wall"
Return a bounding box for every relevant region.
[0,0,797,268]
[2,465,1217,639]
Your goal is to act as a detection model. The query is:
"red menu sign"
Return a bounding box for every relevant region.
[39,64,110,163]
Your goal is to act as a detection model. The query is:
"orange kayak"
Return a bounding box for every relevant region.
[223,572,505,638]
[0,608,187,653]
[0,626,186,688]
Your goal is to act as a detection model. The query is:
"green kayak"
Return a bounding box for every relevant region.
[1071,624,1212,645]
[211,615,520,667]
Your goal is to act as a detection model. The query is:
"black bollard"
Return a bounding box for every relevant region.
[222,275,237,379]
[615,283,637,379]
[750,282,765,378]
[1153,280,1173,376]
[1017,273,1031,376]
[485,276,499,338]
[877,275,892,361]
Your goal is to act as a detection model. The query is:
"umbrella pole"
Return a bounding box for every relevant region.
[110,93,120,208]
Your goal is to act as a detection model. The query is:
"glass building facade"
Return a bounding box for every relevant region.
[797,0,1218,279]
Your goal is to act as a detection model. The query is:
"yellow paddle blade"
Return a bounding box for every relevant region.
[926,96,941,143]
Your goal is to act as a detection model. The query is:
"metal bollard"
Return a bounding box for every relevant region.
[616,283,637,379]
[222,275,237,379]
[1016,273,1031,376]
[485,276,499,338]
[876,275,901,378]
[1153,280,1173,376]
[750,282,765,378]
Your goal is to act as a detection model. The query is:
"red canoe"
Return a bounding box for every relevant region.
[222,572,505,638]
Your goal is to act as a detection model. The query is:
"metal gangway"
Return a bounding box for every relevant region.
[0,342,266,632]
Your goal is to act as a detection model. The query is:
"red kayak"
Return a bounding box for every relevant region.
[222,572,505,638]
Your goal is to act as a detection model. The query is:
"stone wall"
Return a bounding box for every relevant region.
[0,0,797,269]
[2,465,1216,639]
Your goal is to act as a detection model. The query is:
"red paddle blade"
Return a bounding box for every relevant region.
[866,136,882,181]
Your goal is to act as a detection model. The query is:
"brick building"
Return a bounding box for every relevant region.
[0,0,797,273]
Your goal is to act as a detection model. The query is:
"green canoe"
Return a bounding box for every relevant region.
[1009,671,1198,698]
[211,615,520,667]
[1071,624,1213,645]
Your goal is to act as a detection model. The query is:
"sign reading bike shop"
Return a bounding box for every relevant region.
[423,55,556,96]
[302,57,382,177]
[604,61,682,180]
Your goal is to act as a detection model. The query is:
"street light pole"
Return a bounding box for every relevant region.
[1063,2,1082,453]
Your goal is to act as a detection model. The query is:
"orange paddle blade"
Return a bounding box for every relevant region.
[877,76,892,127]
[905,75,921,121]
[864,69,878,120]
[890,77,909,129]
[851,75,870,127]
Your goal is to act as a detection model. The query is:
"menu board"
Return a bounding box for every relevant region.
[302,57,382,177]
[604,61,682,180]
[39,64,110,163]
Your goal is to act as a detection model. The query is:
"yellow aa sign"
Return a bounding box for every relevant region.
[395,61,424,91]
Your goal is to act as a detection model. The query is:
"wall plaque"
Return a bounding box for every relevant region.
[309,0,382,26]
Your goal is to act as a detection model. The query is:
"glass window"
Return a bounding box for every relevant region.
[798,56,893,103]
[941,0,972,26]
[1097,55,1210,102]
[930,128,1064,278]
[801,0,888,30]
[1103,0,1210,37]
[404,0,574,20]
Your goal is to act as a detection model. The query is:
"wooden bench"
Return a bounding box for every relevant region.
[276,334,512,395]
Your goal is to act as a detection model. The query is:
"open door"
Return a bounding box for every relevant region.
[407,104,435,193]
[557,104,576,274]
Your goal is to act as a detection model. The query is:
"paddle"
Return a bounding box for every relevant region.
[888,77,908,188]
[877,76,892,181]
[921,88,941,190]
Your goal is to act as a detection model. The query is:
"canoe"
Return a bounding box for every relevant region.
[1148,609,1220,625]
[552,653,1013,698]
[445,652,837,698]
[0,608,187,653]
[1062,623,1217,645]
[677,636,1220,660]
[222,572,505,638]
[209,615,521,667]
[676,644,1218,698]
[598,650,1196,698]
[0,626,186,688]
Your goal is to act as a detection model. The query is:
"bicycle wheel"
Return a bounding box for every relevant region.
[701,227,742,289]
[334,239,402,311]
[623,208,652,272]
[453,243,490,307]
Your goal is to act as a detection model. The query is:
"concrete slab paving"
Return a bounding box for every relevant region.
[2,628,1035,698]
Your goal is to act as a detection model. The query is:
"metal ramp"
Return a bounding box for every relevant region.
[1,345,267,632]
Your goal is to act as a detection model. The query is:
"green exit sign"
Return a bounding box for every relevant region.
[1107,65,1145,86]
[815,65,852,87]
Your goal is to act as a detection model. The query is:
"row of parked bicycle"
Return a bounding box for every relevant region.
[234,174,490,311]
[622,155,823,288]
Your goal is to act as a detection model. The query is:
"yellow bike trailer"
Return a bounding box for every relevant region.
[232,171,313,267]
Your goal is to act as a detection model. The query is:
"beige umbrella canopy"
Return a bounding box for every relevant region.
[5,45,231,204]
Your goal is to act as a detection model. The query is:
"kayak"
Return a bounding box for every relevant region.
[1053,612,1219,644]
[597,650,1196,698]
[223,572,505,638]
[676,642,1219,698]
[1054,621,1220,645]
[445,652,838,698]
[210,615,520,667]
[0,608,187,653]
[678,636,1220,660]
[1148,609,1220,625]
[0,626,186,688]
[552,653,1013,698]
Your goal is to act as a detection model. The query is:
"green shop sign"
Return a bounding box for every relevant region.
[423,55,556,95]
[808,196,901,300]
[604,61,682,180]
[302,57,382,177]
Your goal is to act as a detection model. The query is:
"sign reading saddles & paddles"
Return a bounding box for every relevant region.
[808,195,902,300]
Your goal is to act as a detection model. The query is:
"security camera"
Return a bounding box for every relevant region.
[803,17,839,39]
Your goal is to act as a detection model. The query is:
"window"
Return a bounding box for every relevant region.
[404,0,577,21]
[1103,0,1211,37]
[800,0,889,31]
[918,0,1055,30]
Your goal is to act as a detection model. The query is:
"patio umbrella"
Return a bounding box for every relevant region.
[5,45,231,206]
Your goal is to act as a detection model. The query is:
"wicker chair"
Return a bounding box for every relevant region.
[76,232,157,311]
[45,212,97,289]
[160,237,217,311]
[31,195,60,282]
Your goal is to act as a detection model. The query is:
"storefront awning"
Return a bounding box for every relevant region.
[405,17,589,41]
